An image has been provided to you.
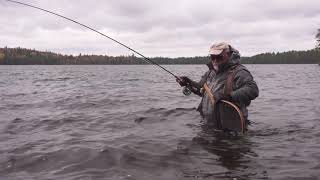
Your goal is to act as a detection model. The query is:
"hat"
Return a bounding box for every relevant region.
[209,42,230,55]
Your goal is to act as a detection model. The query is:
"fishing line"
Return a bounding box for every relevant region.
[6,0,179,79]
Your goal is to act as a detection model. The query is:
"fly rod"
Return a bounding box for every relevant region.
[6,0,179,79]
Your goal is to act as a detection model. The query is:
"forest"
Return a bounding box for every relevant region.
[0,46,319,65]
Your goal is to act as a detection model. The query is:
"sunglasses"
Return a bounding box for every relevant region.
[210,55,223,61]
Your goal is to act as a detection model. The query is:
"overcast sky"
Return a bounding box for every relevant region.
[1,0,320,57]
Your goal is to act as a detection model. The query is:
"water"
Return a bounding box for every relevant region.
[0,64,319,180]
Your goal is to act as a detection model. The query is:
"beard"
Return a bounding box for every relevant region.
[213,64,219,71]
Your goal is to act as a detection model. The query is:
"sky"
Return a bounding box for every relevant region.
[1,0,320,57]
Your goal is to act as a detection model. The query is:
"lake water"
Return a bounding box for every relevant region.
[0,64,319,180]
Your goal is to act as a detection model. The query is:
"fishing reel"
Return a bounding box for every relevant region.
[182,86,192,96]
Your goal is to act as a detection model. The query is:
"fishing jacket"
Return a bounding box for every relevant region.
[193,53,259,127]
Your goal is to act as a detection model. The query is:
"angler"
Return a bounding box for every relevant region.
[177,42,259,133]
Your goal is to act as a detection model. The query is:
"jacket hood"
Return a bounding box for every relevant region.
[206,46,241,72]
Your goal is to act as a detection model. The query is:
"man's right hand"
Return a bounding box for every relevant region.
[176,76,192,87]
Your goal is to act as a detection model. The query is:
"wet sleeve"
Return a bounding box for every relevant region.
[230,70,259,106]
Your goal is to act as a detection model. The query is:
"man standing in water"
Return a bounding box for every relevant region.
[177,42,259,132]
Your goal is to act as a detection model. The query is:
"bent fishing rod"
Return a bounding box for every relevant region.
[6,0,179,79]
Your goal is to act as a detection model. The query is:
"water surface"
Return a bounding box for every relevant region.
[0,64,319,180]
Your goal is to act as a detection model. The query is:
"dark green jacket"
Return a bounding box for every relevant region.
[195,53,259,127]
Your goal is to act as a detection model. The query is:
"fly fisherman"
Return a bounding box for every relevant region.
[177,42,259,132]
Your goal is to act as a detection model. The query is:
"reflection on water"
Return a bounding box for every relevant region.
[188,126,268,180]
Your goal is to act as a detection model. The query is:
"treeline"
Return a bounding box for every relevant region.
[241,49,320,64]
[0,47,319,65]
[0,47,208,65]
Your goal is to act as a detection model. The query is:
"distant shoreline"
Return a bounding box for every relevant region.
[1,47,320,65]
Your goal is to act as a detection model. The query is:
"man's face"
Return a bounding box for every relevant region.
[210,50,229,67]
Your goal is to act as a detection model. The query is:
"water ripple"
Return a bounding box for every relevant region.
[0,65,319,179]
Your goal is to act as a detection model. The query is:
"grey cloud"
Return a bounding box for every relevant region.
[1,0,320,57]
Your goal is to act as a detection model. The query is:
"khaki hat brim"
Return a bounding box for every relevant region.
[209,49,223,55]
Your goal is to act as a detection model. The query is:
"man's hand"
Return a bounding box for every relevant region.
[176,76,192,87]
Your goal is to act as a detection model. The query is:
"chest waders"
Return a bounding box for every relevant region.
[202,67,246,134]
